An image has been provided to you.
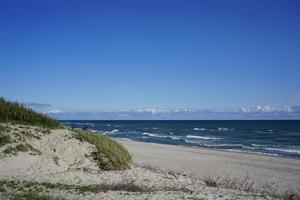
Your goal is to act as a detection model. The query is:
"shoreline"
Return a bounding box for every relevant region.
[117,138,300,160]
[119,139,300,192]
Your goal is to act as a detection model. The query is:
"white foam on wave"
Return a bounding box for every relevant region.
[224,149,279,157]
[115,138,132,141]
[184,139,203,145]
[217,127,230,131]
[251,144,265,147]
[111,129,119,133]
[170,136,181,140]
[193,128,206,131]
[142,133,166,138]
[242,146,256,150]
[142,133,182,141]
[186,135,220,140]
[263,148,300,154]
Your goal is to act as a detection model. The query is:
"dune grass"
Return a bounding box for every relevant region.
[0,133,11,147]
[0,124,12,147]
[74,129,132,170]
[0,98,61,129]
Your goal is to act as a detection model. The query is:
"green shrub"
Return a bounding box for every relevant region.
[0,97,60,129]
[74,129,132,170]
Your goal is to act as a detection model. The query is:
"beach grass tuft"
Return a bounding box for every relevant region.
[74,129,132,170]
[0,97,61,129]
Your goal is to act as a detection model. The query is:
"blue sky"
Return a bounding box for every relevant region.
[1,0,300,114]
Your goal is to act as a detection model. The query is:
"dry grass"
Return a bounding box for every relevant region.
[139,164,300,200]
[200,174,300,200]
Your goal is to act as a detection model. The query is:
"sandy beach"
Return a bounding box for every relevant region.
[1,122,299,199]
[121,140,300,192]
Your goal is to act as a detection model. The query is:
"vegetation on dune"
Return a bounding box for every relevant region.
[0,134,11,147]
[0,180,65,200]
[0,97,61,128]
[74,129,132,170]
[0,124,12,147]
[0,97,133,172]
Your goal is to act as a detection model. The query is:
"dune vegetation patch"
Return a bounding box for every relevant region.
[74,129,132,171]
[0,98,61,129]
[0,133,11,147]
[0,180,65,200]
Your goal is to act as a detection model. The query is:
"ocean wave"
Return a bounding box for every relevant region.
[170,136,181,140]
[186,135,220,140]
[73,122,94,126]
[184,139,203,145]
[142,133,183,141]
[251,144,265,147]
[253,130,275,134]
[224,149,279,157]
[217,143,244,147]
[217,127,234,131]
[142,133,166,138]
[242,146,257,150]
[193,128,206,131]
[104,129,120,134]
[263,148,300,154]
[115,138,132,141]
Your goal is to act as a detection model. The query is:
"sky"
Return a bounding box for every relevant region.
[1,0,300,118]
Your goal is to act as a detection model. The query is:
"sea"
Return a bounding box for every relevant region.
[62,120,300,159]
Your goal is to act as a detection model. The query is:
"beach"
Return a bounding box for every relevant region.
[121,140,300,193]
[1,122,299,199]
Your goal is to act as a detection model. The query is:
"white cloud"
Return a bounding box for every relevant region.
[23,102,300,120]
[24,103,63,114]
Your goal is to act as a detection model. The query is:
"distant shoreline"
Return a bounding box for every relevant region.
[118,138,300,160]
[60,119,300,121]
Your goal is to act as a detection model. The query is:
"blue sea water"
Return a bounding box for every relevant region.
[62,120,300,159]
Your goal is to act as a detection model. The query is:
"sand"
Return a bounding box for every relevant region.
[120,140,300,193]
[0,123,299,199]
